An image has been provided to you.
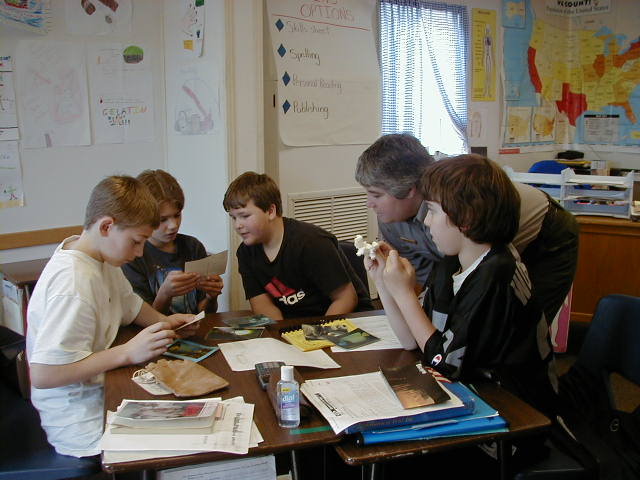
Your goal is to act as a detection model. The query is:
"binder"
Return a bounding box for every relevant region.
[342,379,477,434]
[357,383,508,444]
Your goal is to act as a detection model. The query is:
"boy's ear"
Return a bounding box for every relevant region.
[267,204,277,219]
[406,186,418,199]
[97,217,115,237]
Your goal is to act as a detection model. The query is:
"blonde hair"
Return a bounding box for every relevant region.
[84,175,160,229]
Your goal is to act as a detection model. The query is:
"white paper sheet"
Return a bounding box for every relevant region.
[65,0,132,35]
[219,338,340,371]
[0,55,19,141]
[0,140,24,208]
[184,250,228,276]
[330,315,404,352]
[15,40,91,148]
[157,455,276,480]
[87,43,155,144]
[301,371,463,434]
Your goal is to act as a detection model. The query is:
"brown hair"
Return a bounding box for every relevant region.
[84,175,160,229]
[419,154,520,245]
[223,171,283,216]
[137,169,185,210]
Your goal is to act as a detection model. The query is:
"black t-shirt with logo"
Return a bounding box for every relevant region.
[236,217,372,318]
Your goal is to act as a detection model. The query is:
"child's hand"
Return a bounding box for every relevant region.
[364,241,391,285]
[166,313,200,338]
[122,322,176,364]
[382,250,417,297]
[158,271,199,297]
[197,274,224,298]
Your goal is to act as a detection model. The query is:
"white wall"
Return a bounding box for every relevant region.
[163,0,230,311]
[0,0,167,263]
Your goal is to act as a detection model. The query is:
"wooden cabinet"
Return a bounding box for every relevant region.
[571,216,640,322]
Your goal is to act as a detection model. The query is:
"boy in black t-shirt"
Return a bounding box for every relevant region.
[223,172,372,320]
[123,170,223,314]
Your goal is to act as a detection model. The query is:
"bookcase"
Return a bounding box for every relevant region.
[504,167,635,219]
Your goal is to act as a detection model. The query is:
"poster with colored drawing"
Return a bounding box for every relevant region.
[64,0,132,35]
[0,55,19,141]
[0,141,24,209]
[0,0,50,34]
[15,40,91,149]
[171,64,219,136]
[87,44,155,144]
[180,0,205,58]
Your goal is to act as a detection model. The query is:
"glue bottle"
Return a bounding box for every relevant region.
[277,365,300,428]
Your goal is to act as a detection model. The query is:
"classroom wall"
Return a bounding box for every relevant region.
[260,0,639,215]
[0,0,167,264]
[0,0,231,310]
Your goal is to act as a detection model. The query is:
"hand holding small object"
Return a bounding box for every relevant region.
[354,235,380,259]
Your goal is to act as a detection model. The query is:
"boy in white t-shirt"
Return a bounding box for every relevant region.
[26,175,199,458]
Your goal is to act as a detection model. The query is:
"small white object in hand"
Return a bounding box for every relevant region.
[354,235,379,259]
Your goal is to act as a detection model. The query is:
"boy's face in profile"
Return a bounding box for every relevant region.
[365,186,420,224]
[228,199,275,246]
[423,201,464,256]
[150,201,182,247]
[101,221,153,266]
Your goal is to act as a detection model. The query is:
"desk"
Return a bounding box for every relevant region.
[103,311,551,478]
[572,216,640,322]
[0,257,49,334]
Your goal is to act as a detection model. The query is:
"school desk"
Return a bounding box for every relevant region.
[102,310,551,479]
[0,257,49,334]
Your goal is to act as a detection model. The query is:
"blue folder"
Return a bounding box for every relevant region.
[344,378,477,434]
[359,383,508,445]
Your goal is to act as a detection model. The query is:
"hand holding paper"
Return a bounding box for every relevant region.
[174,310,205,331]
[185,251,228,277]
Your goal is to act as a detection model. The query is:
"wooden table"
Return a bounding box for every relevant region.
[102,311,551,478]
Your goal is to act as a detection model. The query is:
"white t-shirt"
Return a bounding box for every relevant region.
[26,236,143,457]
[452,249,490,296]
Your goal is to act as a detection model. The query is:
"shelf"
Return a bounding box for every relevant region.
[503,167,635,219]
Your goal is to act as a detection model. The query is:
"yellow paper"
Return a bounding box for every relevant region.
[281,318,358,352]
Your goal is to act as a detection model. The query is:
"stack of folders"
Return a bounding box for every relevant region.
[101,397,260,461]
[357,382,508,445]
[300,372,507,444]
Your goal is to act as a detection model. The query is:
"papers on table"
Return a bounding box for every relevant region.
[219,337,341,371]
[184,250,228,276]
[300,371,465,434]
[101,397,258,460]
[330,315,405,352]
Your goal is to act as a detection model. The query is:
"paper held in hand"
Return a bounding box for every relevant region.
[184,250,228,276]
[174,310,205,331]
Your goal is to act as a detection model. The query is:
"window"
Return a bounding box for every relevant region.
[379,0,470,155]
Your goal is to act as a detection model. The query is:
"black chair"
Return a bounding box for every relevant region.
[0,327,101,480]
[514,294,640,479]
[338,240,370,297]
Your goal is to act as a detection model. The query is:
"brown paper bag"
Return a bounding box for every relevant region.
[146,358,228,397]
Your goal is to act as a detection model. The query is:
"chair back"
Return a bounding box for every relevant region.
[575,294,640,386]
[338,240,369,295]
